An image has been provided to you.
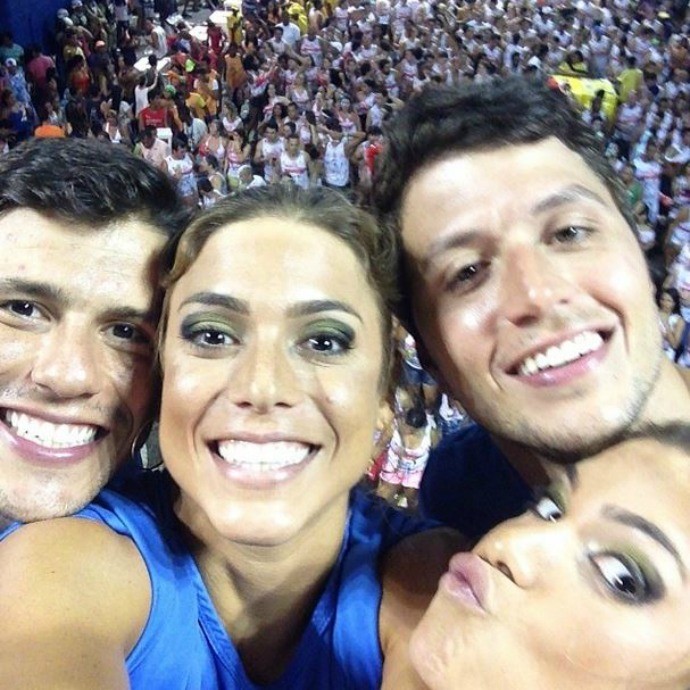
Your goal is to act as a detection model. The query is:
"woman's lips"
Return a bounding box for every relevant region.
[440,552,491,614]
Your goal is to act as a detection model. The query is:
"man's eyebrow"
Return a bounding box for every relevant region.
[602,505,686,581]
[287,299,363,323]
[531,184,610,216]
[0,278,67,307]
[420,229,483,271]
[178,292,250,315]
[101,306,158,326]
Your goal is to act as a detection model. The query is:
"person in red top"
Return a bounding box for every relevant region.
[67,55,91,97]
[138,89,170,131]
[205,20,225,70]
[24,46,55,100]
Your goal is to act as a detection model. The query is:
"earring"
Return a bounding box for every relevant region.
[130,419,155,459]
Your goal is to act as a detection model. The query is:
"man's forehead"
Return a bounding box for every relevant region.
[400,137,595,209]
[398,140,612,251]
[0,209,166,291]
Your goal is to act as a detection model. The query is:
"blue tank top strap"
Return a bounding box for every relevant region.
[331,489,437,689]
[74,489,208,685]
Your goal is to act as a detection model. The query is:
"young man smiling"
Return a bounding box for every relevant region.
[374,77,690,537]
[0,138,187,528]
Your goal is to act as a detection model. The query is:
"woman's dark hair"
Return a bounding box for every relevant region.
[205,153,221,171]
[659,287,681,314]
[405,404,427,430]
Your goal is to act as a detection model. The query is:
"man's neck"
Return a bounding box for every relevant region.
[644,360,690,422]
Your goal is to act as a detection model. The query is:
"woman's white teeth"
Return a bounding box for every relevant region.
[216,440,311,470]
[5,410,98,448]
[519,331,604,376]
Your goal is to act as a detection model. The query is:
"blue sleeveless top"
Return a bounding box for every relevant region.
[3,475,429,689]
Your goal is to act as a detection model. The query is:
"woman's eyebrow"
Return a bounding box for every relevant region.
[286,299,363,323]
[602,505,686,582]
[179,292,250,314]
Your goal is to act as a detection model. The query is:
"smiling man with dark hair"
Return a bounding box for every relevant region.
[0,137,187,527]
[374,77,690,536]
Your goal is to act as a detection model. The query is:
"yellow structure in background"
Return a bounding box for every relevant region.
[551,75,618,121]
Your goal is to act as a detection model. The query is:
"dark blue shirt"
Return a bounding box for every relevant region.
[420,424,533,541]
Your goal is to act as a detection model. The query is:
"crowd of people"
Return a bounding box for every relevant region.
[0,33,690,684]
[0,0,688,502]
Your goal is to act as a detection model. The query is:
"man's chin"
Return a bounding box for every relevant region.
[0,470,108,525]
[487,409,641,467]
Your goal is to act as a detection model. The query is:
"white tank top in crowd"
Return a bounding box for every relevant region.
[300,36,323,66]
[323,139,350,187]
[280,150,310,188]
[261,138,283,182]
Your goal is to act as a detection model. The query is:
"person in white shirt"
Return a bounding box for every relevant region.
[278,9,302,49]
[144,18,168,60]
[278,133,312,188]
[320,123,364,190]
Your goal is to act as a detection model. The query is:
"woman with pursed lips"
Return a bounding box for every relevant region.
[0,186,458,690]
[402,424,690,690]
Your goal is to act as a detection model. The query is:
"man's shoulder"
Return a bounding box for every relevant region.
[430,422,498,459]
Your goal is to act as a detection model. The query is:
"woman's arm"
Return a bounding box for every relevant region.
[668,314,685,350]
[0,518,150,689]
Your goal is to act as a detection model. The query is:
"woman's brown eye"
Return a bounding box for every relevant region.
[590,553,659,604]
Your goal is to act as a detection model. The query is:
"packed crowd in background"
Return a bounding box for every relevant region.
[0,0,688,506]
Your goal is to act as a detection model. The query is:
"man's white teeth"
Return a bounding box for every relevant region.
[4,410,98,448]
[216,440,311,471]
[519,331,604,376]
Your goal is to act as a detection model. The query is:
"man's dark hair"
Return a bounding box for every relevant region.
[0,138,188,237]
[373,77,634,232]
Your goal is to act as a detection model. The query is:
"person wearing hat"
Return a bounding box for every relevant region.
[70,0,89,29]
[5,58,32,110]
[162,84,184,133]
[88,39,112,96]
